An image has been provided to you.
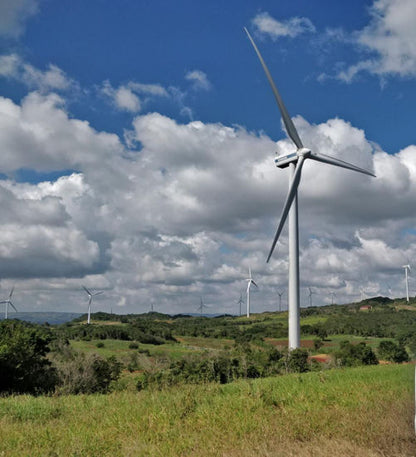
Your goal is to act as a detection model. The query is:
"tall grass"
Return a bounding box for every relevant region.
[0,364,414,456]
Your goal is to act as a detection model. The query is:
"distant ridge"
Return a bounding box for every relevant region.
[0,312,82,325]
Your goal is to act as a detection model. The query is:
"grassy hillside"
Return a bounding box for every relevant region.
[0,364,414,457]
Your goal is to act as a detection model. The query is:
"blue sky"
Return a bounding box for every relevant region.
[0,0,415,314]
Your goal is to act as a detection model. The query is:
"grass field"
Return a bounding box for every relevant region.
[0,364,414,456]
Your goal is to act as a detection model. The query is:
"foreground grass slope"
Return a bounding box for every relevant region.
[0,364,414,457]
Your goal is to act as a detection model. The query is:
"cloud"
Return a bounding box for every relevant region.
[185,70,212,91]
[101,80,168,113]
[338,0,416,80]
[0,0,39,37]
[252,12,316,40]
[0,88,415,312]
[0,54,76,92]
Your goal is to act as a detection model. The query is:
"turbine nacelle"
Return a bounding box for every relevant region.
[275,148,311,168]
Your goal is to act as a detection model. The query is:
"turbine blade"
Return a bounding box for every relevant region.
[251,280,258,288]
[310,152,375,177]
[82,285,92,295]
[267,156,305,262]
[93,291,104,296]
[9,301,17,312]
[244,27,303,150]
[9,286,14,299]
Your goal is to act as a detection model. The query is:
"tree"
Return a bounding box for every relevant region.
[378,340,409,363]
[0,320,58,394]
[335,341,378,367]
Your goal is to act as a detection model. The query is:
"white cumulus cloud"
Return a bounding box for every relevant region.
[0,0,39,37]
[101,80,168,113]
[338,0,416,81]
[252,12,316,40]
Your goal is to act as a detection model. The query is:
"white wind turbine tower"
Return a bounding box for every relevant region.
[0,287,17,319]
[403,264,411,302]
[82,285,104,324]
[330,291,337,305]
[245,28,375,349]
[360,288,370,302]
[246,267,258,318]
[308,287,316,307]
[277,289,285,312]
[197,297,210,316]
[237,293,244,316]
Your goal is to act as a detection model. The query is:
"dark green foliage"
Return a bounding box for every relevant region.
[96,341,105,348]
[280,349,310,373]
[313,338,324,351]
[321,309,416,339]
[0,320,58,394]
[128,342,139,349]
[56,351,122,394]
[58,322,176,345]
[378,340,409,363]
[137,346,284,390]
[334,341,378,367]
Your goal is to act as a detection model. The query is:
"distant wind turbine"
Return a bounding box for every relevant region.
[0,287,16,319]
[197,297,210,316]
[244,28,375,349]
[403,264,411,303]
[82,285,103,324]
[330,291,337,305]
[237,293,244,316]
[277,289,285,312]
[308,287,316,308]
[246,267,258,318]
[360,288,370,302]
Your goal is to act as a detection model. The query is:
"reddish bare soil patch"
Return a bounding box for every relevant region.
[309,354,332,363]
[265,338,316,349]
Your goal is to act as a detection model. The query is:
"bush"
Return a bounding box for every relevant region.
[378,340,409,363]
[128,342,139,349]
[280,349,310,373]
[96,342,105,348]
[313,338,324,351]
[0,320,58,394]
[56,352,122,394]
[335,341,378,367]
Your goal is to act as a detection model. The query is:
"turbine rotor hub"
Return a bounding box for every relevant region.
[297,147,311,158]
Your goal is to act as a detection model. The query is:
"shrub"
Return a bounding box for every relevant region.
[281,349,310,373]
[335,341,378,367]
[128,342,139,349]
[96,342,105,348]
[313,338,324,351]
[378,340,409,363]
[0,320,58,395]
[56,353,122,394]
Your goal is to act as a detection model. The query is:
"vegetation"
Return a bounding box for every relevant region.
[0,320,57,395]
[0,364,414,456]
[1,297,416,455]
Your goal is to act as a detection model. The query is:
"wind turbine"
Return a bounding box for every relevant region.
[197,297,209,316]
[403,264,411,302]
[246,267,258,318]
[0,287,17,319]
[330,291,337,305]
[360,288,369,302]
[277,289,285,312]
[82,285,103,324]
[308,287,316,308]
[237,293,244,316]
[244,28,375,349]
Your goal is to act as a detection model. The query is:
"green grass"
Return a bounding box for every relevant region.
[0,364,414,456]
